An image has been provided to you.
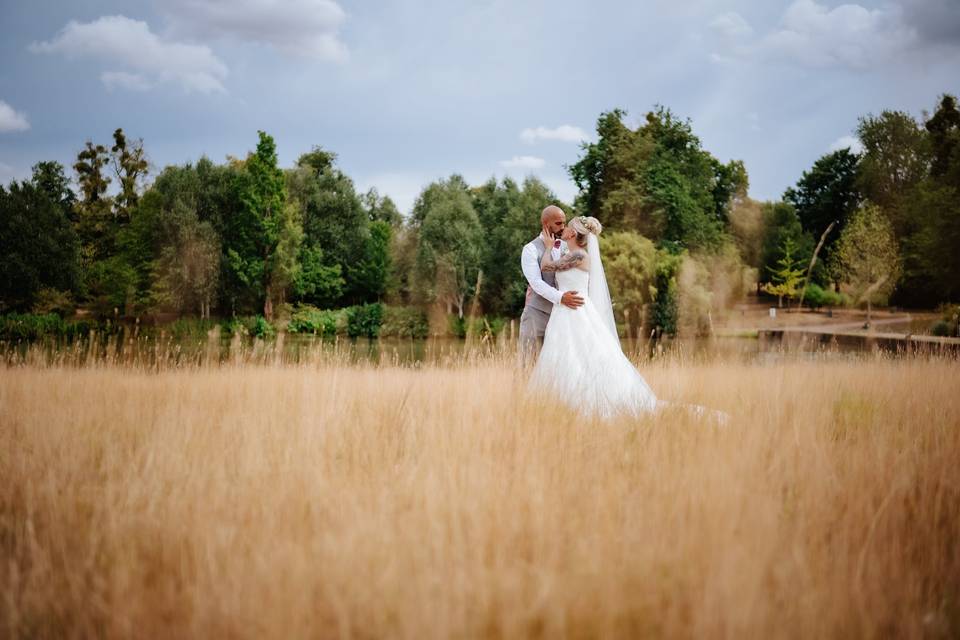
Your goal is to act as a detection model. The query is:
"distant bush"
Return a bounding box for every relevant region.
[931,320,951,337]
[346,303,383,338]
[469,316,507,340]
[220,315,276,339]
[804,283,843,310]
[447,314,508,340]
[287,304,342,337]
[380,306,429,339]
[933,304,959,337]
[169,317,217,341]
[448,315,467,339]
[32,288,75,317]
[0,313,97,341]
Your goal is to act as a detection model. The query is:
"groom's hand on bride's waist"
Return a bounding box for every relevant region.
[561,291,584,309]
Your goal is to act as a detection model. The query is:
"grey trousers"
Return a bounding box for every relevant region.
[518,305,551,366]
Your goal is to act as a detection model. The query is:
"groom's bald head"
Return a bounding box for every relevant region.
[541,205,565,225]
[541,205,566,238]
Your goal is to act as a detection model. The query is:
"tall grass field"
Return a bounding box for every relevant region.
[1,350,958,638]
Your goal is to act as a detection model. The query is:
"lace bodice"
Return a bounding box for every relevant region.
[555,268,589,294]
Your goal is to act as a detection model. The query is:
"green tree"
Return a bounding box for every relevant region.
[924,94,960,179]
[352,220,392,302]
[833,204,901,323]
[569,107,743,250]
[651,246,683,337]
[856,110,930,237]
[761,237,805,308]
[0,167,82,311]
[602,231,658,333]
[414,176,482,317]
[287,146,369,305]
[470,176,561,315]
[110,128,149,221]
[783,148,862,283]
[362,188,403,227]
[292,245,344,307]
[150,202,221,317]
[235,131,289,319]
[73,140,113,262]
[759,202,813,289]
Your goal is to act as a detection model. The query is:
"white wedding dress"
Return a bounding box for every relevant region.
[530,262,659,419]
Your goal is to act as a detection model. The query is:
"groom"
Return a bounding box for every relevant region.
[519,205,584,363]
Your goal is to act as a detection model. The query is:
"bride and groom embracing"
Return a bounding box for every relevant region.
[519,205,724,423]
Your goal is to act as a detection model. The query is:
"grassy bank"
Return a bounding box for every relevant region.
[1,355,958,638]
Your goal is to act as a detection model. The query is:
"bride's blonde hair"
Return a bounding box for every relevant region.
[568,215,603,247]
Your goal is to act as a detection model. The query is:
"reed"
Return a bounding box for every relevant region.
[1,349,958,638]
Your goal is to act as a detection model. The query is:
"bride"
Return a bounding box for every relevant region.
[529,215,659,418]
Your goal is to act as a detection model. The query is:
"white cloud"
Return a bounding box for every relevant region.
[159,0,348,61]
[520,125,589,144]
[500,155,546,170]
[828,135,864,154]
[30,15,228,94]
[101,71,154,92]
[0,100,30,132]
[710,0,917,69]
[710,12,753,39]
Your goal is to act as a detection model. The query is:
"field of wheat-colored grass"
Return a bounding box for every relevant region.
[1,351,959,639]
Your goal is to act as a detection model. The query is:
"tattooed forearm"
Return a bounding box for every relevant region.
[542,251,586,272]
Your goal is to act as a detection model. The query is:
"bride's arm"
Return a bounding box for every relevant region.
[541,249,588,272]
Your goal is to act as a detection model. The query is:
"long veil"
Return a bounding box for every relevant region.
[586,233,618,339]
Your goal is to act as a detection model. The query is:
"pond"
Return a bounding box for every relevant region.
[4,328,951,368]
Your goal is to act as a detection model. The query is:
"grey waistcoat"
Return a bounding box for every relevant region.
[525,236,558,314]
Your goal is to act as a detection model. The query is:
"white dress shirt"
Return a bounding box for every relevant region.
[521,237,565,306]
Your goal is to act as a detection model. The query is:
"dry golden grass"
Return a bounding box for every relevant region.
[1,352,959,638]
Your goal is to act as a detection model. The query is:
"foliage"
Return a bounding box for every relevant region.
[288,146,370,306]
[362,188,403,227]
[569,107,745,251]
[601,231,658,328]
[150,201,221,317]
[0,313,97,341]
[762,237,806,308]
[833,204,901,316]
[470,176,562,316]
[803,283,844,310]
[168,317,217,341]
[651,246,683,336]
[783,148,861,282]
[346,303,383,338]
[414,176,482,317]
[32,288,76,317]
[287,304,342,337]
[856,110,930,234]
[759,202,814,287]
[380,306,429,339]
[292,244,344,308]
[0,168,82,312]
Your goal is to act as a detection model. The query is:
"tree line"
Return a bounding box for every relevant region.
[2,93,958,337]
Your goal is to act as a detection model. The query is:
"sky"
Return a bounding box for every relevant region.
[1,0,958,215]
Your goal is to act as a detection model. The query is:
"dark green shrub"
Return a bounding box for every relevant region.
[467,316,507,340]
[346,303,383,338]
[287,304,341,337]
[804,283,843,310]
[931,320,951,337]
[447,315,467,339]
[249,315,276,339]
[380,306,429,339]
[0,313,97,341]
